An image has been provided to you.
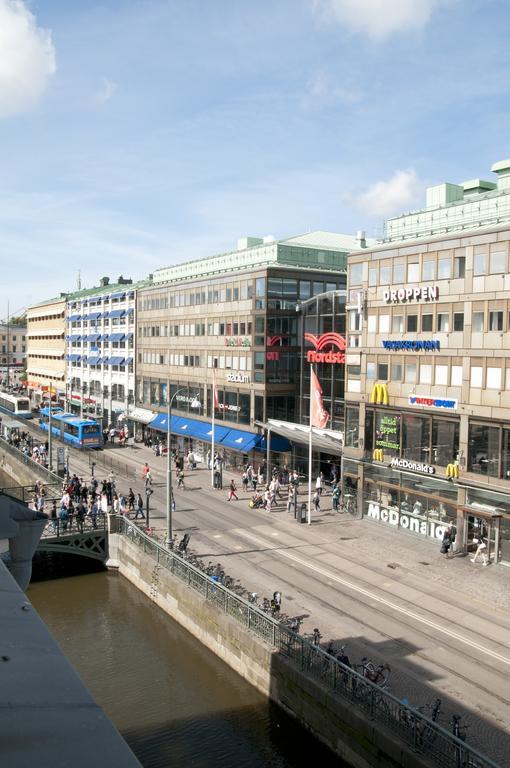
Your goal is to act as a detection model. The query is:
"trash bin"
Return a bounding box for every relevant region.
[299,502,307,523]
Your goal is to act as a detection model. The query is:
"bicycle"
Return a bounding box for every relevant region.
[357,657,391,688]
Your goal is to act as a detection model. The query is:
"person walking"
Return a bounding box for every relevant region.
[134,493,145,520]
[142,462,150,481]
[332,484,340,512]
[177,469,185,489]
[440,523,456,558]
[241,470,249,493]
[316,472,324,496]
[471,531,489,566]
[127,488,135,514]
[144,470,153,489]
[227,479,238,501]
[313,489,321,512]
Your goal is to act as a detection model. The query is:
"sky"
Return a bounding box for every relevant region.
[1,0,510,314]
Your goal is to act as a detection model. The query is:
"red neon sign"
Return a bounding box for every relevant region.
[304,332,346,364]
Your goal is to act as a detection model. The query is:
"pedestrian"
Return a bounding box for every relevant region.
[263,487,272,511]
[316,472,324,496]
[313,489,321,512]
[214,468,222,490]
[471,531,489,566]
[177,469,185,489]
[242,470,249,493]
[440,524,454,558]
[142,462,150,481]
[135,493,145,520]
[128,488,135,513]
[100,491,109,516]
[109,426,116,444]
[228,479,238,501]
[332,484,340,512]
[76,501,86,533]
[207,449,211,470]
[144,471,153,489]
[257,466,264,487]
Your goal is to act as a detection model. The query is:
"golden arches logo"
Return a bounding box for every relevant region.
[373,449,384,462]
[370,383,389,405]
[446,463,459,479]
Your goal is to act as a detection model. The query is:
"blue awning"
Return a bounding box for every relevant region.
[107,356,125,365]
[99,333,109,341]
[68,314,81,322]
[125,357,133,365]
[67,354,81,362]
[219,429,262,452]
[125,332,133,339]
[258,434,291,453]
[148,413,230,443]
[109,292,126,299]
[69,334,81,341]
[109,333,125,342]
[108,309,126,318]
[86,333,100,342]
[86,312,101,320]
[87,357,102,366]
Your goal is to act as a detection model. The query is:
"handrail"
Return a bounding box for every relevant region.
[114,516,499,768]
[0,436,62,484]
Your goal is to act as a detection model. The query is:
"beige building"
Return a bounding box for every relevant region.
[26,296,66,401]
[0,321,27,387]
[343,223,510,565]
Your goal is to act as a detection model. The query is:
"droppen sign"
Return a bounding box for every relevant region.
[304,332,346,364]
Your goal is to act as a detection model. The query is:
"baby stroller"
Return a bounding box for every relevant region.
[249,493,264,509]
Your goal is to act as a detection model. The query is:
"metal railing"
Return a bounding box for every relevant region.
[0,436,62,485]
[0,482,62,505]
[115,516,499,768]
[88,451,138,481]
[41,515,107,538]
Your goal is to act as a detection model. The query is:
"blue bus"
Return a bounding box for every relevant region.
[39,408,103,449]
[0,391,32,419]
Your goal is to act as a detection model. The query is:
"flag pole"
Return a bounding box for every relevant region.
[211,368,215,487]
[308,364,313,525]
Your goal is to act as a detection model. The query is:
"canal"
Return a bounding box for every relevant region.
[29,563,345,768]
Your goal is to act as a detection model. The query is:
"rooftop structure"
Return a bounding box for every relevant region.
[153,230,371,284]
[385,158,510,242]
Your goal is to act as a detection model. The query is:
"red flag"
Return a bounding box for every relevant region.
[213,372,219,411]
[310,368,329,428]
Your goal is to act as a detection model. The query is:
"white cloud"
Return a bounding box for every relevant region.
[94,76,117,105]
[312,0,453,40]
[0,0,56,117]
[353,169,422,217]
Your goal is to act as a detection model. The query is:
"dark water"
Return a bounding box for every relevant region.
[29,563,345,768]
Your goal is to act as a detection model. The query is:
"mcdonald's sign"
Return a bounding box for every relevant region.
[373,449,384,462]
[370,383,389,405]
[445,463,459,479]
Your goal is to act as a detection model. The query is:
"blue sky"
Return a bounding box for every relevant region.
[0,0,509,313]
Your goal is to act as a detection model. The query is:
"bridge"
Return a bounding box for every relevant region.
[38,516,108,561]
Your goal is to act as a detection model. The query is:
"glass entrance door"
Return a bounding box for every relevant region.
[499,516,510,565]
[464,513,497,562]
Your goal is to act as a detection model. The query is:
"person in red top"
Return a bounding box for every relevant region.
[227,479,238,501]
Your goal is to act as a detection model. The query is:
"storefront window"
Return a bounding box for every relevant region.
[345,406,359,447]
[375,412,400,456]
[432,419,459,466]
[468,422,500,477]
[402,414,430,462]
[503,428,510,480]
[364,410,374,452]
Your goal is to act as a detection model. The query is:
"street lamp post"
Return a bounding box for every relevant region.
[166,381,201,546]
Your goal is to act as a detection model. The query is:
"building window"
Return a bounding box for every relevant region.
[490,250,506,274]
[472,312,484,333]
[437,313,449,332]
[432,419,459,466]
[422,314,433,332]
[393,264,405,283]
[453,255,466,279]
[486,367,501,390]
[451,365,463,386]
[419,364,432,384]
[489,311,503,331]
[367,362,376,380]
[473,252,487,276]
[422,261,435,281]
[435,365,448,385]
[391,363,402,381]
[437,258,451,280]
[377,363,388,380]
[344,406,359,447]
[379,264,391,284]
[379,315,390,333]
[374,411,400,456]
[349,311,361,331]
[468,423,499,476]
[407,314,418,332]
[367,315,377,333]
[407,263,419,282]
[368,267,378,287]
[392,315,403,333]
[453,312,464,332]
[402,414,430,462]
[470,366,483,388]
[405,362,417,383]
[350,263,363,285]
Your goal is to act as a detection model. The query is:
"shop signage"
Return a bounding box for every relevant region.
[375,414,399,451]
[304,332,346,364]
[408,395,457,410]
[370,383,389,405]
[176,394,198,405]
[366,501,448,540]
[389,457,435,475]
[383,286,439,304]
[226,372,249,383]
[382,340,440,351]
[219,402,241,413]
[266,351,280,361]
[445,463,459,479]
[225,337,251,347]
